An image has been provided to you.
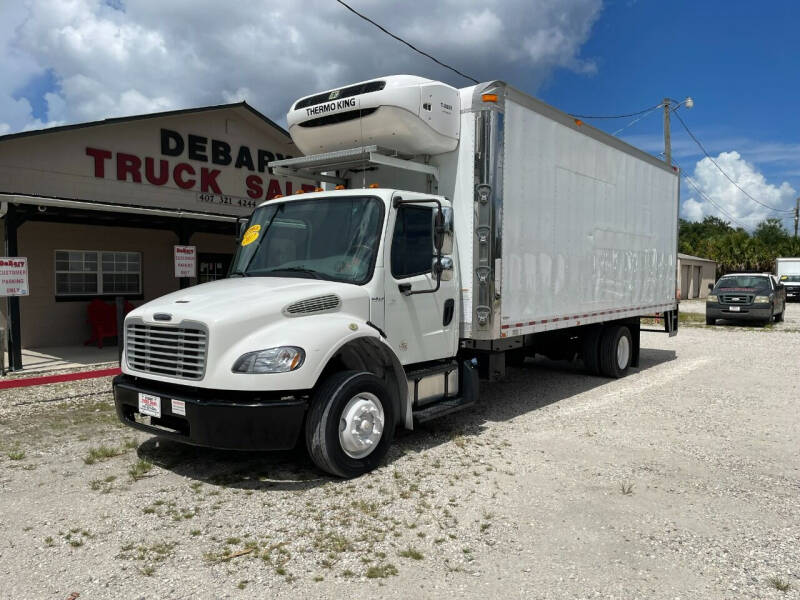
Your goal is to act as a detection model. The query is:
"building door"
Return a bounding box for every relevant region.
[692,266,701,299]
[198,253,233,284]
[681,265,690,299]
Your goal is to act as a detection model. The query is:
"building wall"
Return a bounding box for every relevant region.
[16,221,235,347]
[678,258,716,299]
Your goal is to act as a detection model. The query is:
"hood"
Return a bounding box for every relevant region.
[128,277,371,331]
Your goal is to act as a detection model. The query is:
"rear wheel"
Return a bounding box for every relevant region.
[305,371,395,478]
[599,325,632,378]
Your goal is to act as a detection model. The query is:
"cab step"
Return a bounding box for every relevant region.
[412,395,475,425]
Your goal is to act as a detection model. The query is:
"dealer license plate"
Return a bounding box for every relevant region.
[728,306,740,312]
[138,393,161,418]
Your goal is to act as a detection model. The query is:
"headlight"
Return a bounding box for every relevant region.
[707,295,717,303]
[232,346,305,373]
[754,295,770,304]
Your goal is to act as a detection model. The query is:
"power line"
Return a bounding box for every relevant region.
[569,103,663,120]
[611,104,664,136]
[673,110,794,214]
[334,0,479,84]
[681,171,747,228]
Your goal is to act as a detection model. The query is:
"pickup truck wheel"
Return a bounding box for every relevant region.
[306,371,395,478]
[775,308,784,322]
[599,325,631,378]
[705,316,716,326]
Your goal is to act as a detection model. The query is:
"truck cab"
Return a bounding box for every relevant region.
[114,187,469,477]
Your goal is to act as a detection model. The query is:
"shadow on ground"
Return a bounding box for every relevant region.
[137,346,677,489]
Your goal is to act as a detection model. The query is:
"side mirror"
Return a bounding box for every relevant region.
[708,282,714,290]
[433,206,454,255]
[236,220,248,243]
[432,256,454,282]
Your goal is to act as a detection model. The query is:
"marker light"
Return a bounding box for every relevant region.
[335,185,346,190]
[295,189,305,194]
[368,183,380,188]
[314,187,324,192]
[574,119,583,127]
[272,194,283,199]
[482,93,498,103]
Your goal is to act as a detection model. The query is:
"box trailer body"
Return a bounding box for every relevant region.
[113,75,679,477]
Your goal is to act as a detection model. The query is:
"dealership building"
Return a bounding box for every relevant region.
[0,102,311,370]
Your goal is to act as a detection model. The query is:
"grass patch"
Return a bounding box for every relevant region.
[8,450,25,460]
[365,563,398,579]
[620,481,635,495]
[398,547,423,560]
[128,459,153,481]
[89,475,117,493]
[84,444,125,465]
[768,577,791,592]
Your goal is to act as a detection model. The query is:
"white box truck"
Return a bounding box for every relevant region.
[113,75,679,477]
[776,257,800,298]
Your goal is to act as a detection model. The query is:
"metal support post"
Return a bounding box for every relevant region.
[4,203,23,371]
[663,97,672,167]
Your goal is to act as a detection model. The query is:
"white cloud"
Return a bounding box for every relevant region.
[0,0,602,133]
[680,151,796,228]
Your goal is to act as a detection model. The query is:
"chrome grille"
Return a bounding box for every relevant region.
[126,321,207,380]
[720,294,753,305]
[284,294,340,316]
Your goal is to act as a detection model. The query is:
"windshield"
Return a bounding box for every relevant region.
[229,196,384,284]
[714,275,771,291]
[779,275,800,282]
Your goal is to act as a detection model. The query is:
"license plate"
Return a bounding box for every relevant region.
[138,393,161,418]
[728,306,740,312]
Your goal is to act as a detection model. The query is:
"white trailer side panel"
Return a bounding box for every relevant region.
[500,97,679,334]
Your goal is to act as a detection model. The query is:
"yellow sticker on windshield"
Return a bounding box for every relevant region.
[780,275,788,280]
[241,224,261,246]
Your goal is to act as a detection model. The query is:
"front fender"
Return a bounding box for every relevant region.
[205,313,382,391]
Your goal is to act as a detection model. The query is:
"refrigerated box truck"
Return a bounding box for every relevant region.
[113,75,679,477]
[776,257,800,298]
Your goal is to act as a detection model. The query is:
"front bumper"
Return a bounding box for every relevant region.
[113,375,308,451]
[706,303,773,321]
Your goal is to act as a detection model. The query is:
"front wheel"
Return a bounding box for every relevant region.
[706,316,716,326]
[775,307,785,322]
[305,371,395,478]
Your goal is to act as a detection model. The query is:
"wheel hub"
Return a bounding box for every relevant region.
[339,393,384,459]
[616,335,631,370]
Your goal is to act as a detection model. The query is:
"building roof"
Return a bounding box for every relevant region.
[0,101,289,143]
[678,252,716,264]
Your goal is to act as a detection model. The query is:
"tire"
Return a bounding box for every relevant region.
[775,303,785,322]
[581,326,602,375]
[305,370,395,478]
[599,325,632,378]
[705,316,716,326]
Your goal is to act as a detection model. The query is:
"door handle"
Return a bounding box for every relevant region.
[398,283,412,295]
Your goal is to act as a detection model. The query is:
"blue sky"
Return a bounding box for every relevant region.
[1,0,797,228]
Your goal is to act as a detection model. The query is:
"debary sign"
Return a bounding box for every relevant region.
[85,129,316,205]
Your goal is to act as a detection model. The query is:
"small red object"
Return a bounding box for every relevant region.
[84,299,134,349]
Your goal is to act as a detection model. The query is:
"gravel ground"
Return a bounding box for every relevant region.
[1,308,799,599]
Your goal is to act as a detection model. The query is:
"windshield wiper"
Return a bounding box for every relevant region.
[263,267,325,280]
[228,270,250,278]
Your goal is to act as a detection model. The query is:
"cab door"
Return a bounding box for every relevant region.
[383,195,459,365]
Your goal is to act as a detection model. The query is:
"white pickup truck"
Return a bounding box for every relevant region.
[113,75,679,477]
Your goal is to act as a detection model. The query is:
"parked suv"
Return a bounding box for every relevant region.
[706,273,786,325]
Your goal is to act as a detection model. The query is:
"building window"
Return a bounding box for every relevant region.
[198,253,233,283]
[55,250,141,297]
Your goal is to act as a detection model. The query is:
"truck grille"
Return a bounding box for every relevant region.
[126,321,208,380]
[720,294,753,305]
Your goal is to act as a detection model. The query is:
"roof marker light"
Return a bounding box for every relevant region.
[482,93,498,103]
[335,185,346,190]
[314,187,324,192]
[368,183,380,189]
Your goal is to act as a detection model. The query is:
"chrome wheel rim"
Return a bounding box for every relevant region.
[616,335,631,370]
[339,392,384,459]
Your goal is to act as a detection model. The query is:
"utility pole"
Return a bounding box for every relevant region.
[663,97,671,167]
[795,197,799,239]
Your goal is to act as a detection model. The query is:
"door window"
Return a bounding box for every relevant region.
[391,206,433,279]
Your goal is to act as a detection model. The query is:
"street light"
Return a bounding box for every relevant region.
[663,96,693,167]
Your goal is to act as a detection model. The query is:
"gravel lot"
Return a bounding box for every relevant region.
[1,305,799,599]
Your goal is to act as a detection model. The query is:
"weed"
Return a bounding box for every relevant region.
[365,563,398,579]
[139,565,155,576]
[620,482,635,495]
[313,575,324,582]
[129,459,153,481]
[225,537,241,546]
[190,529,202,536]
[84,444,125,465]
[8,450,25,460]
[398,547,424,560]
[768,577,791,592]
[237,580,248,590]
[44,536,54,547]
